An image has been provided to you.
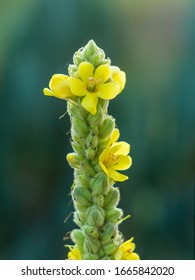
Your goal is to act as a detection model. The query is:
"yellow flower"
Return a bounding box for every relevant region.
[114,238,140,260]
[68,62,120,115]
[111,66,126,94]
[99,129,132,182]
[67,246,82,260]
[43,74,75,100]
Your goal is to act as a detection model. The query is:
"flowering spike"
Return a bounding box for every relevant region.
[43,40,140,260]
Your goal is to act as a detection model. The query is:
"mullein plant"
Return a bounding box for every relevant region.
[43,40,140,260]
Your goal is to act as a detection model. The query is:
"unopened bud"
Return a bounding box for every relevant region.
[86,205,105,228]
[72,186,92,207]
[66,153,80,168]
[104,188,120,209]
[100,222,116,244]
[105,208,123,223]
[99,116,115,139]
[103,242,117,255]
[83,253,99,260]
[70,229,85,246]
[82,225,99,239]
[83,237,100,254]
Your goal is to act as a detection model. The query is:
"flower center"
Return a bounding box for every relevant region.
[87,77,101,92]
[104,153,119,167]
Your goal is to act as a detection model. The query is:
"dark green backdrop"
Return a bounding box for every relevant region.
[0,0,194,259]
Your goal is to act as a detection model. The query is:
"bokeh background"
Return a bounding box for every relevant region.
[0,0,194,260]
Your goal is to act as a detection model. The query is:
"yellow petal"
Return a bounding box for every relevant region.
[43,88,53,96]
[113,155,132,171]
[111,141,130,156]
[113,71,126,93]
[99,161,109,176]
[94,64,111,83]
[81,92,98,115]
[50,75,73,99]
[97,82,120,100]
[108,128,120,146]
[125,253,140,260]
[78,62,94,82]
[68,78,87,96]
[108,168,129,182]
[99,147,110,163]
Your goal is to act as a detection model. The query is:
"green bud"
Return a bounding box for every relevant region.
[104,188,120,209]
[82,225,99,239]
[86,205,105,228]
[98,116,115,139]
[83,253,99,260]
[85,147,96,160]
[77,174,90,188]
[100,256,111,260]
[86,131,98,149]
[71,141,84,156]
[83,237,100,254]
[71,118,88,138]
[70,229,85,246]
[73,212,84,227]
[103,242,117,255]
[68,64,78,77]
[74,203,88,220]
[100,222,116,245]
[93,194,104,207]
[72,187,92,207]
[80,159,94,175]
[105,208,123,223]
[90,172,109,195]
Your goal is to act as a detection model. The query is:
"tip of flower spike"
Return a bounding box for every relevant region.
[72,39,109,70]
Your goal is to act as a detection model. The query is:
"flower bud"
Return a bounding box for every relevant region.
[85,147,96,159]
[83,237,100,254]
[82,225,99,239]
[86,205,105,227]
[72,186,92,207]
[74,203,88,220]
[83,253,99,260]
[100,222,116,244]
[93,194,104,207]
[90,172,109,195]
[103,242,117,255]
[77,174,90,188]
[105,208,123,223]
[104,188,120,209]
[66,153,80,168]
[98,116,115,139]
[71,141,84,156]
[70,229,85,246]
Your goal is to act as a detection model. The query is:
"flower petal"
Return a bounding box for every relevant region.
[99,147,110,162]
[81,92,98,115]
[97,82,120,100]
[108,128,120,146]
[111,68,126,94]
[78,62,94,82]
[43,88,53,96]
[113,155,132,170]
[68,78,87,96]
[125,253,140,260]
[111,141,130,156]
[50,75,74,99]
[108,168,129,182]
[94,64,111,83]
[99,161,109,176]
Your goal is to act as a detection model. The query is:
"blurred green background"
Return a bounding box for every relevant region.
[0,0,194,260]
